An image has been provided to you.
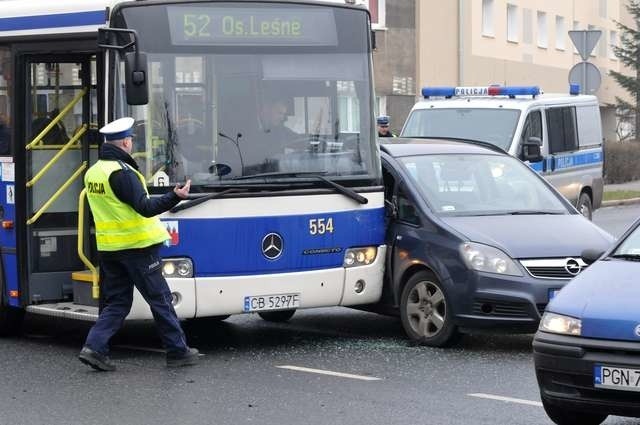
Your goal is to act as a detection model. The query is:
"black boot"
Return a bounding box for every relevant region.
[166,347,201,368]
[78,346,116,372]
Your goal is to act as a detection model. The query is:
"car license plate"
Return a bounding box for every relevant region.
[243,293,300,312]
[594,365,640,392]
[548,289,561,301]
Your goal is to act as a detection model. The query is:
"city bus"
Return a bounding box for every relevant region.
[0,0,385,334]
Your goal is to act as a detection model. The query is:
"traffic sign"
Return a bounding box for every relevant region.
[569,30,602,61]
[568,62,601,94]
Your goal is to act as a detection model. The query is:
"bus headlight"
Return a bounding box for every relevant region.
[343,247,377,268]
[162,258,194,278]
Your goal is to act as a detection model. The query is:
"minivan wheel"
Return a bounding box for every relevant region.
[400,271,458,347]
[577,192,593,220]
[258,309,296,323]
[542,397,607,425]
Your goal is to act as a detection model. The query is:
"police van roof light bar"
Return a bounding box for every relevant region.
[422,85,541,99]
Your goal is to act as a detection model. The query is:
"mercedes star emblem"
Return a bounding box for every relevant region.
[564,258,582,276]
[635,324,640,338]
[262,232,283,260]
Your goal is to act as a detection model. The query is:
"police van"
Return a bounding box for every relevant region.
[401,85,603,219]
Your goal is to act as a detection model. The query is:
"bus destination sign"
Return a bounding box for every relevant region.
[167,6,338,46]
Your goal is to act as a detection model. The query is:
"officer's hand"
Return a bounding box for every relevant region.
[174,179,191,199]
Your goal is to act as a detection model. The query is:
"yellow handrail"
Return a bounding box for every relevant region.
[29,144,98,150]
[26,125,87,188]
[77,188,99,299]
[25,88,87,150]
[27,162,87,225]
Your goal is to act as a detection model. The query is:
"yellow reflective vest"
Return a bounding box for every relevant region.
[85,160,169,251]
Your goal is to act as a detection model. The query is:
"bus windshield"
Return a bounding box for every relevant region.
[401,108,521,151]
[111,2,378,189]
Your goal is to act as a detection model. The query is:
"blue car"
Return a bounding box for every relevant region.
[534,220,640,425]
[378,139,612,347]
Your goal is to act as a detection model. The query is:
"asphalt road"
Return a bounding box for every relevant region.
[593,203,640,238]
[0,204,638,425]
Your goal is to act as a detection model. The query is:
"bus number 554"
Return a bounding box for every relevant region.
[309,218,334,235]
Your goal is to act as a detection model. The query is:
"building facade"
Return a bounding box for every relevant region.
[370,0,417,135]
[416,0,633,142]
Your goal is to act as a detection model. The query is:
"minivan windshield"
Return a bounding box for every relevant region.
[400,153,568,216]
[401,109,520,151]
[612,225,640,258]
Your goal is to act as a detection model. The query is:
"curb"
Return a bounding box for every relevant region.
[602,197,640,208]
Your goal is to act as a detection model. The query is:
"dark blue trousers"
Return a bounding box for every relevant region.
[84,247,188,356]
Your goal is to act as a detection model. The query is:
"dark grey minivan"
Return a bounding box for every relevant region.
[378,138,612,347]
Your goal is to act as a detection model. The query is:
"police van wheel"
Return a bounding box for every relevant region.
[0,305,25,337]
[541,397,607,425]
[400,271,459,347]
[258,310,296,323]
[577,192,593,220]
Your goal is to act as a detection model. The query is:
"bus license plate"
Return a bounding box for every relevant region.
[594,365,640,392]
[243,293,300,312]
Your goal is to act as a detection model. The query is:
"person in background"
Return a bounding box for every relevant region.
[377,115,396,138]
[78,117,200,371]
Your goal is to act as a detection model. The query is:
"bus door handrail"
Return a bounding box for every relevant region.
[77,188,99,299]
[27,162,87,225]
[25,88,87,150]
[26,125,86,188]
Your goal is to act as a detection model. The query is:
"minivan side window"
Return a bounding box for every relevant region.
[546,107,578,154]
[397,186,420,225]
[519,110,542,160]
[521,110,542,144]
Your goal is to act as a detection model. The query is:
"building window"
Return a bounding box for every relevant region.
[609,30,618,59]
[507,4,518,42]
[523,9,533,44]
[599,0,608,19]
[368,0,386,29]
[537,11,548,48]
[555,16,565,50]
[482,0,495,37]
[598,28,607,57]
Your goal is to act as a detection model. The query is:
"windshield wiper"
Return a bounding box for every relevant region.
[233,171,368,204]
[609,253,640,261]
[170,188,246,213]
[504,210,565,215]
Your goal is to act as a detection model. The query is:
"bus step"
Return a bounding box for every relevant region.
[26,302,98,321]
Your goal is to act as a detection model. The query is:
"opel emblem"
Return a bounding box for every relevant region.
[564,258,582,276]
[635,324,640,338]
[262,233,283,260]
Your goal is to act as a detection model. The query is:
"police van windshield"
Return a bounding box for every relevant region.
[111,2,378,189]
[400,153,567,217]
[401,109,521,151]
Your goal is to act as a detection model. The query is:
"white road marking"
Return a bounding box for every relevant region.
[276,365,381,381]
[113,344,167,354]
[468,393,543,407]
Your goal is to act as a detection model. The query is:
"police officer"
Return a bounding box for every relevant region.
[78,117,199,371]
[377,115,396,138]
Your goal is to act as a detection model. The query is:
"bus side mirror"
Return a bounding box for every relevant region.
[523,136,543,163]
[124,51,149,105]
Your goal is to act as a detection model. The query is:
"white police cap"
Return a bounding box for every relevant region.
[99,117,135,141]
